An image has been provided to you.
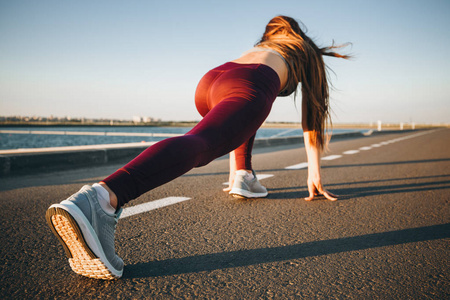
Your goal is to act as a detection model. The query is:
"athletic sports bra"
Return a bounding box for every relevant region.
[241,46,295,97]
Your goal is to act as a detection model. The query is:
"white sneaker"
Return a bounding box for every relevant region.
[46,185,123,280]
[229,170,268,199]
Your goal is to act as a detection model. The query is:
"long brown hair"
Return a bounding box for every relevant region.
[257,15,350,149]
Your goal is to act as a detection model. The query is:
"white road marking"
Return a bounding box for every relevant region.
[285,162,309,170]
[223,174,274,185]
[359,146,372,150]
[120,197,191,219]
[256,174,274,180]
[284,130,438,171]
[321,155,342,160]
[343,150,359,155]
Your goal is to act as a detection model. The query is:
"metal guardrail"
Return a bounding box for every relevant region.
[0,130,182,138]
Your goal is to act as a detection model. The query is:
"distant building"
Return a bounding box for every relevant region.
[142,117,154,123]
[133,116,157,123]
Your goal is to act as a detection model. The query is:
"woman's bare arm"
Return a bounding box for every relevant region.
[302,98,338,201]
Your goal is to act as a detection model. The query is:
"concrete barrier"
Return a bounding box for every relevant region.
[0,142,156,176]
[0,130,410,176]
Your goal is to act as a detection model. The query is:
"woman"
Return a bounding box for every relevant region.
[45,16,350,280]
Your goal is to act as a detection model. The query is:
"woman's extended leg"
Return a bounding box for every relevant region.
[45,62,280,280]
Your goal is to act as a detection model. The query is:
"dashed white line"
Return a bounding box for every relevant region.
[256,174,274,180]
[322,155,342,160]
[223,173,274,185]
[285,162,309,170]
[343,150,359,155]
[285,130,436,171]
[120,197,191,219]
[359,146,372,151]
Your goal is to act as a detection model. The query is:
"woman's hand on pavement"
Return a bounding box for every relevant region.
[305,177,338,201]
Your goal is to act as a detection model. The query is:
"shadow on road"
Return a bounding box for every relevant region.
[266,174,450,201]
[124,223,450,279]
[326,174,450,200]
[322,158,450,169]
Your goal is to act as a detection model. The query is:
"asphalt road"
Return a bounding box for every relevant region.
[1,129,449,299]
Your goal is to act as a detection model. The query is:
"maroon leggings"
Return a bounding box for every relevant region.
[103,62,280,207]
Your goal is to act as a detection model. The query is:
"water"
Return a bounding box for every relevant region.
[0,126,361,150]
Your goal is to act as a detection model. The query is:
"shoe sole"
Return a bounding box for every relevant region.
[46,206,121,280]
[229,188,268,199]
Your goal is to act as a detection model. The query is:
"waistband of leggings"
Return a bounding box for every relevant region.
[216,62,280,89]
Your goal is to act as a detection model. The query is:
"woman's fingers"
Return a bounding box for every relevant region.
[326,190,339,198]
[304,181,317,201]
[304,192,315,201]
[304,184,338,201]
[323,190,338,201]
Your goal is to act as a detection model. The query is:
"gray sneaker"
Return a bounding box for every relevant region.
[229,170,268,199]
[45,185,123,280]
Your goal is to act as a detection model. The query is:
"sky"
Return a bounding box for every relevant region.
[1,0,449,124]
